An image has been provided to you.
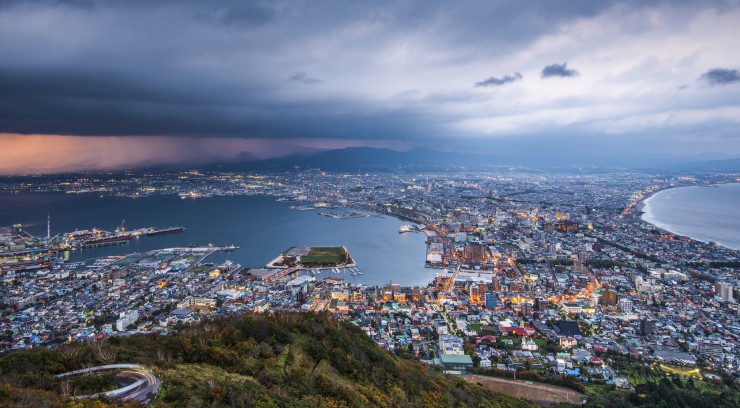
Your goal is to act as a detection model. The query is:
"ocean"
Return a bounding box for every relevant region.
[641,183,740,250]
[0,193,435,286]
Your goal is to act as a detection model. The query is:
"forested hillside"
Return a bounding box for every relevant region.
[0,312,533,408]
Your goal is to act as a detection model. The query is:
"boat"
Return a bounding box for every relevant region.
[83,232,133,245]
[147,226,185,236]
[399,225,416,233]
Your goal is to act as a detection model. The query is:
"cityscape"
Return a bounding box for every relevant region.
[1,167,738,406]
[1,1,740,407]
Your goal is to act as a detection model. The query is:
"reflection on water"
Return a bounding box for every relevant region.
[0,193,434,286]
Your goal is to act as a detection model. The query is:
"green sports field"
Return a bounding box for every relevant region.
[299,246,349,265]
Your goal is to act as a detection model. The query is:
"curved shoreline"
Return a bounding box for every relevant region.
[639,183,740,251]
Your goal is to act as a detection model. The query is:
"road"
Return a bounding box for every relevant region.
[57,364,160,404]
[432,303,456,335]
[116,368,161,404]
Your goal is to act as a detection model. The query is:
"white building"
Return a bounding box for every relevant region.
[115,310,139,332]
[618,298,634,313]
[698,339,724,361]
[177,296,217,310]
[439,334,465,355]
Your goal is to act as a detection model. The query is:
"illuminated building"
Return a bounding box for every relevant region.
[601,289,619,306]
[469,283,488,304]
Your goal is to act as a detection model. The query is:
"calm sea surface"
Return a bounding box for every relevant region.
[642,183,740,250]
[0,193,434,286]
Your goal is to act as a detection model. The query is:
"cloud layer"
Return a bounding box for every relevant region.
[0,0,739,171]
[475,73,522,87]
[541,63,579,78]
[700,68,740,86]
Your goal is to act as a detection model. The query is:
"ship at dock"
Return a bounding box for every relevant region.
[83,232,133,245]
[146,226,185,236]
[399,224,421,233]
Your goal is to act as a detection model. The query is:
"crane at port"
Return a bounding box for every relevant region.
[119,219,126,232]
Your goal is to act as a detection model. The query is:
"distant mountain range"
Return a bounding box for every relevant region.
[10,147,736,176]
[202,146,740,173]
[206,147,487,172]
[677,157,740,171]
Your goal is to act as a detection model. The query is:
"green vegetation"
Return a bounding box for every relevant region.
[0,312,532,408]
[585,259,629,269]
[67,372,118,395]
[582,352,740,408]
[188,265,211,274]
[584,376,739,408]
[299,246,350,266]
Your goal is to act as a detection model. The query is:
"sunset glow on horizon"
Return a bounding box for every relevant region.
[0,134,412,174]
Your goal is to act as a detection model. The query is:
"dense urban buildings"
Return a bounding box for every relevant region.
[1,168,738,403]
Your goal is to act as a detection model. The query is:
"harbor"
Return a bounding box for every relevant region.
[0,193,432,286]
[0,222,187,274]
[256,245,364,282]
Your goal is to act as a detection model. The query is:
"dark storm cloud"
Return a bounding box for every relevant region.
[197,1,278,28]
[541,63,579,78]
[475,72,522,87]
[0,0,738,163]
[0,64,448,141]
[699,68,740,86]
[0,0,94,10]
[288,72,322,85]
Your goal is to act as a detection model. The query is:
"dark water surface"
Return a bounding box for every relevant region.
[0,193,434,286]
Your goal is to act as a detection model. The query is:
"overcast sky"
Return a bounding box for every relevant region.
[1,0,739,172]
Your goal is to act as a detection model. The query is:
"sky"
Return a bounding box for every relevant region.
[1,0,739,173]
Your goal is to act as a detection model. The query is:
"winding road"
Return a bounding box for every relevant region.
[57,364,160,404]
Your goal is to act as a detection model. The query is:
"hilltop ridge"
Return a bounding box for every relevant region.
[0,312,532,408]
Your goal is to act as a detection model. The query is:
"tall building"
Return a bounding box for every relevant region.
[574,251,589,274]
[535,297,548,312]
[469,283,483,304]
[715,282,734,303]
[639,318,654,336]
[463,243,489,263]
[521,302,532,317]
[485,293,497,309]
[618,298,634,313]
[491,277,501,291]
[411,288,424,303]
[115,310,139,332]
[509,281,522,293]
[601,289,619,306]
[698,339,724,361]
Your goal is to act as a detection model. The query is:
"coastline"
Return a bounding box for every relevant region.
[0,193,435,287]
[634,183,681,215]
[638,183,740,251]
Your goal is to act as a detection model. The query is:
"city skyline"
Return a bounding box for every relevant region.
[1,0,740,172]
